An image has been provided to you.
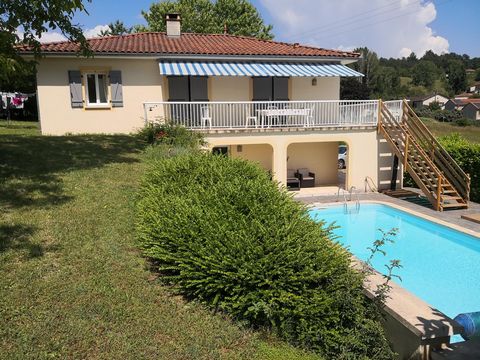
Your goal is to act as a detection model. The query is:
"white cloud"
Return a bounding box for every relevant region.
[260,0,449,58]
[37,32,67,43]
[16,24,109,44]
[83,24,110,39]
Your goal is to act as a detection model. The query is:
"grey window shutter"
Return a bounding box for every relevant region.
[190,76,208,101]
[273,77,289,101]
[109,70,123,107]
[68,70,83,108]
[253,77,272,101]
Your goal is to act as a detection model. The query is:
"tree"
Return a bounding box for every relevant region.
[141,0,273,39]
[371,66,400,99]
[340,78,370,100]
[351,47,379,89]
[99,20,132,36]
[1,0,90,86]
[475,69,480,82]
[446,59,467,94]
[412,60,438,88]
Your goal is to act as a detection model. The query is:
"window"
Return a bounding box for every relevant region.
[253,77,289,101]
[168,76,208,101]
[85,73,108,107]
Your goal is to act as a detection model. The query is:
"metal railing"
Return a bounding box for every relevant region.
[143,100,380,130]
[383,100,403,122]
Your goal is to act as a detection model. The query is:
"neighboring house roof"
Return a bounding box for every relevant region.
[448,98,480,107]
[464,102,480,110]
[17,32,360,59]
[410,93,448,102]
[455,92,473,98]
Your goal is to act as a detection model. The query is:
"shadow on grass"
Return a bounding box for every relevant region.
[0,224,44,258]
[0,134,144,209]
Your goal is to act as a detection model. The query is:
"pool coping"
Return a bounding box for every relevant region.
[310,200,468,342]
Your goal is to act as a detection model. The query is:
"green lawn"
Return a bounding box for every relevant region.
[421,117,480,143]
[0,121,321,360]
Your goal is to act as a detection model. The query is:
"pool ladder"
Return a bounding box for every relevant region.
[337,186,360,214]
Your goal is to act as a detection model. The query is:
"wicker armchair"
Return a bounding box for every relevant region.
[295,168,315,188]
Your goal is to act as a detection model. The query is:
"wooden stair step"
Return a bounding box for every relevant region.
[441,203,468,209]
[441,195,464,201]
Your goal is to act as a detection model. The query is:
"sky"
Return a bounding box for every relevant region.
[38,0,479,58]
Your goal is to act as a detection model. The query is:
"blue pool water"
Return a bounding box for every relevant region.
[309,203,480,334]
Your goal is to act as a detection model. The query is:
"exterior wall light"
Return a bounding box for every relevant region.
[312,78,317,86]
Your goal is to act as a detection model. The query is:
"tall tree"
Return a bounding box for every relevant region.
[446,59,467,94]
[412,60,438,88]
[350,47,379,89]
[99,20,132,36]
[141,0,273,39]
[1,0,90,85]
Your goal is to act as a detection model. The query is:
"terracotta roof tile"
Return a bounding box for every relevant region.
[17,32,360,58]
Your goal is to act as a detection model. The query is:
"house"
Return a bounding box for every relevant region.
[19,14,469,211]
[468,81,480,94]
[445,98,467,111]
[445,98,480,113]
[409,93,449,109]
[462,102,480,120]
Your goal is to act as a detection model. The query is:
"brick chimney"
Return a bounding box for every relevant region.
[166,13,181,37]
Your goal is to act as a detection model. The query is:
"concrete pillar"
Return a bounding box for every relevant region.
[272,142,287,186]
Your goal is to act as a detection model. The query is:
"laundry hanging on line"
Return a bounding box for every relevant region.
[0,92,34,110]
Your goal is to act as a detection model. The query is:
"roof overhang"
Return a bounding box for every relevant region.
[19,52,359,65]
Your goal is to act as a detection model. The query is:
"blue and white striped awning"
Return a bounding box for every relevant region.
[159,61,363,77]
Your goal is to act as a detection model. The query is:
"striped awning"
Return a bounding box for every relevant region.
[159,61,363,77]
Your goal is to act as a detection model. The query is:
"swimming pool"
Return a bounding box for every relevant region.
[309,203,480,336]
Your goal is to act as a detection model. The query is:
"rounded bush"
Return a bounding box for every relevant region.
[137,152,393,359]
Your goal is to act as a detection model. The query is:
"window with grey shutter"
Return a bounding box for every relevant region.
[168,76,189,101]
[273,77,289,100]
[253,77,272,101]
[109,70,123,107]
[68,70,83,108]
[189,76,208,101]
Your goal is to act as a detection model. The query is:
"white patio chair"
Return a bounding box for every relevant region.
[200,105,212,129]
[303,108,314,127]
[244,104,258,128]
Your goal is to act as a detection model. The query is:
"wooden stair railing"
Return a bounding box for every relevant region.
[401,100,470,203]
[378,100,470,211]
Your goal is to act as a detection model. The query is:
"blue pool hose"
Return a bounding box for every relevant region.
[454,312,480,340]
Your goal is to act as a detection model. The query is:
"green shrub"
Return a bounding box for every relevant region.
[414,108,463,122]
[454,118,474,127]
[136,122,204,147]
[137,152,394,359]
[439,134,480,202]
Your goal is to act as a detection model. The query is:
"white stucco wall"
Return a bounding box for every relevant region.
[36,57,164,135]
[36,57,339,135]
[290,77,340,100]
[209,77,250,101]
[206,128,386,191]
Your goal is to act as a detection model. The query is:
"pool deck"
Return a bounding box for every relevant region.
[295,188,480,358]
[294,188,480,234]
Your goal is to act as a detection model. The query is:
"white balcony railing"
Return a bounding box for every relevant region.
[143,100,389,130]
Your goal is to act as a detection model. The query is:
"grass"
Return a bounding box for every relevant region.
[421,117,480,143]
[0,120,322,360]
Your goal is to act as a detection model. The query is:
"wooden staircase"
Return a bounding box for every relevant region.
[379,100,470,211]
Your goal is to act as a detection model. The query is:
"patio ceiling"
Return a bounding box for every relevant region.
[159,61,364,77]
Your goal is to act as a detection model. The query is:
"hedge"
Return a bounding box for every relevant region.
[403,134,480,203]
[137,151,394,359]
[439,134,480,203]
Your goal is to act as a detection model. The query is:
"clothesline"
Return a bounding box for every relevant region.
[0,91,36,110]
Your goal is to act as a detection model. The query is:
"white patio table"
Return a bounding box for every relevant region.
[257,108,311,128]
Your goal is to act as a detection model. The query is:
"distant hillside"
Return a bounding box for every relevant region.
[342,48,480,100]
